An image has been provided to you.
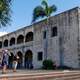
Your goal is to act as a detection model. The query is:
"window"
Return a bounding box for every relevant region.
[51,27,57,37]
[37,52,43,61]
[43,31,46,39]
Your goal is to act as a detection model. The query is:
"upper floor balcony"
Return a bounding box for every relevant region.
[0,31,34,49]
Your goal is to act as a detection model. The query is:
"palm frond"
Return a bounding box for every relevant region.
[0,10,11,27]
[32,6,46,22]
[0,0,11,27]
[7,0,12,3]
[50,5,57,13]
[45,5,57,17]
[41,0,48,9]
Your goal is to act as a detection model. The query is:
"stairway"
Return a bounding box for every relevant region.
[0,70,80,80]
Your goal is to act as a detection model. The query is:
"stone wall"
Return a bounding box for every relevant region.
[0,7,79,69]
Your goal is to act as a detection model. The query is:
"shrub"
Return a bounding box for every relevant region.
[57,65,73,70]
[42,59,55,70]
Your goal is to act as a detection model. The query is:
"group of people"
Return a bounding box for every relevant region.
[1,49,19,74]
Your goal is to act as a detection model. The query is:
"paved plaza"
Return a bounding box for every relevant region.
[0,70,80,80]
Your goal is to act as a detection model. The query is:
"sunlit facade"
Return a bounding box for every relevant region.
[0,7,80,69]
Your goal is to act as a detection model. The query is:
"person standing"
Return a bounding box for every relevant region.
[2,49,10,74]
[13,54,19,72]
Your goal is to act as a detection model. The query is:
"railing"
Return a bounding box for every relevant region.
[1,41,34,50]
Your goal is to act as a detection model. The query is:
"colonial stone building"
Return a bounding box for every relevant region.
[0,7,80,69]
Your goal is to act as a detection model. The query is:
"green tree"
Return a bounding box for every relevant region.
[32,0,57,59]
[0,0,12,27]
[32,0,57,22]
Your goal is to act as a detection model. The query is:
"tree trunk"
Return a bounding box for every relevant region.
[45,16,50,60]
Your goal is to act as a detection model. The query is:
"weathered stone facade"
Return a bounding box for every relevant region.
[0,7,80,69]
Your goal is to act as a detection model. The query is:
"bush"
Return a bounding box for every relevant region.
[42,59,55,70]
[57,65,73,70]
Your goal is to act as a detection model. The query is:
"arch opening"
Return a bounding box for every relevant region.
[25,32,33,42]
[8,52,14,69]
[17,35,24,44]
[0,41,2,48]
[10,37,15,46]
[25,50,33,69]
[4,39,8,47]
[17,51,23,69]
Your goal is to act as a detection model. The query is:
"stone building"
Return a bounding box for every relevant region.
[0,7,80,69]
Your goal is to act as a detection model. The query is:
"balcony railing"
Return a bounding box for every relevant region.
[1,41,34,49]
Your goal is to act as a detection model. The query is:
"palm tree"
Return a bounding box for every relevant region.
[32,0,57,59]
[32,0,57,22]
[0,0,12,27]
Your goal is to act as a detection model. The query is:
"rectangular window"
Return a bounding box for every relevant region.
[37,52,43,61]
[43,31,46,39]
[51,27,57,37]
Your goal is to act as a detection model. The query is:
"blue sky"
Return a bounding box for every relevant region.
[0,0,80,33]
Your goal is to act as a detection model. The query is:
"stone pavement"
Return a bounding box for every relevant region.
[0,70,80,80]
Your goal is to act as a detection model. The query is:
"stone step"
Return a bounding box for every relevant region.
[54,75,80,80]
[0,71,80,80]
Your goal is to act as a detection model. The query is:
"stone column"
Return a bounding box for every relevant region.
[22,46,25,69]
[8,39,10,47]
[2,38,3,48]
[15,32,17,45]
[22,55,25,68]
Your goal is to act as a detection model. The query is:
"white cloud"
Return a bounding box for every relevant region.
[0,32,8,37]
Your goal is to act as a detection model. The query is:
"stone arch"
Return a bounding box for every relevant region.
[8,52,14,68]
[4,39,8,47]
[10,37,15,46]
[25,50,33,69]
[17,35,24,44]
[0,41,2,48]
[17,51,23,69]
[25,32,33,42]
